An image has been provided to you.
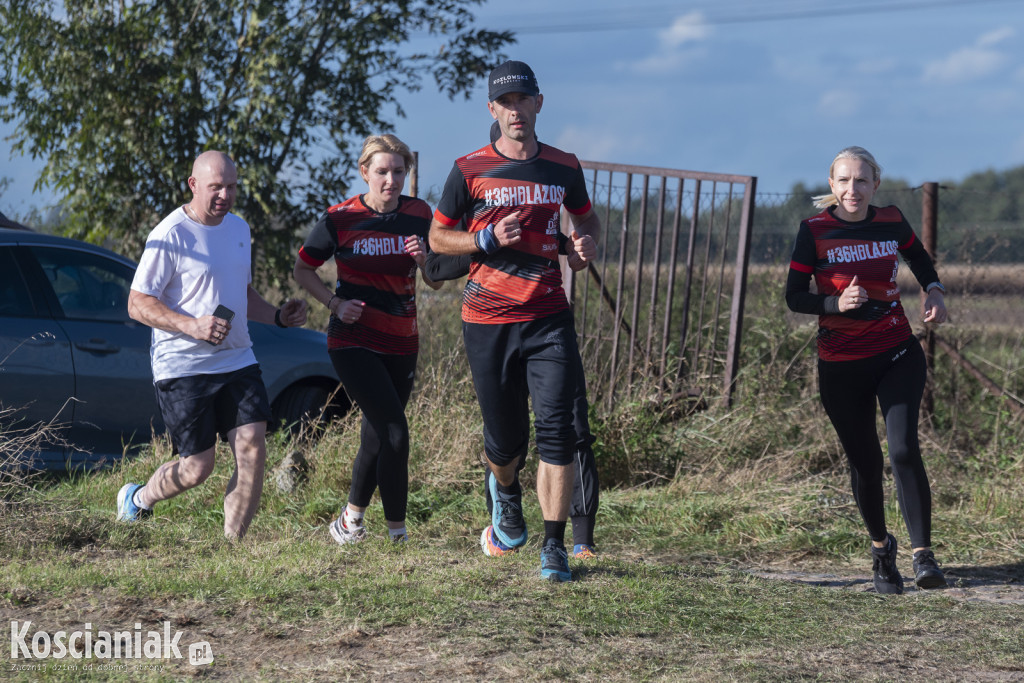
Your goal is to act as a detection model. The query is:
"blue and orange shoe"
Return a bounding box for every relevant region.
[480,525,517,557]
[487,471,527,548]
[573,543,598,560]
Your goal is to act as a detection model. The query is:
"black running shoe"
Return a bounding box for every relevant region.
[871,533,904,595]
[913,549,948,589]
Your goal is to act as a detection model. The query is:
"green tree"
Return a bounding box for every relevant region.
[0,0,511,286]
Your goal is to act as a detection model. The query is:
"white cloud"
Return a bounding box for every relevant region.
[924,46,1006,83]
[923,28,1014,83]
[978,26,1015,47]
[617,11,712,76]
[659,11,711,49]
[622,47,707,76]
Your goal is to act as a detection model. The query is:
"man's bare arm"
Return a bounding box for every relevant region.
[430,212,524,256]
[569,207,600,241]
[429,218,481,256]
[247,286,308,327]
[564,208,600,271]
[128,289,225,343]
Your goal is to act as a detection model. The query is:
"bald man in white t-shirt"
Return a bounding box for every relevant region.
[116,151,307,541]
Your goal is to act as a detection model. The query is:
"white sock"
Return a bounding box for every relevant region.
[343,507,363,528]
[388,526,407,540]
[132,487,152,510]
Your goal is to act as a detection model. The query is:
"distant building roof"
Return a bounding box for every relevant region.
[0,211,32,231]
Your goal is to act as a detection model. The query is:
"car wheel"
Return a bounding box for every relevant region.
[273,383,350,434]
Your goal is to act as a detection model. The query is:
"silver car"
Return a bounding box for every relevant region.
[0,227,348,471]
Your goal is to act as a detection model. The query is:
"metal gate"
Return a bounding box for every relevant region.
[564,161,756,411]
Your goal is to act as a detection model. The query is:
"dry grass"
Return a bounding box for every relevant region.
[2,267,1023,681]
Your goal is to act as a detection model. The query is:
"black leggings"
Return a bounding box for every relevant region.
[818,337,933,548]
[330,348,417,523]
[568,347,598,542]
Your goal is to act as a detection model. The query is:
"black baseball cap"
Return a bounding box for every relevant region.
[488,60,539,101]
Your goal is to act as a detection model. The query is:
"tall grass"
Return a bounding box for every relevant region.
[2,270,1023,680]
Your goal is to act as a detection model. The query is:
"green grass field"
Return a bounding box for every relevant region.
[3,280,1023,681]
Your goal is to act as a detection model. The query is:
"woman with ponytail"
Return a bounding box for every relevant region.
[786,146,949,594]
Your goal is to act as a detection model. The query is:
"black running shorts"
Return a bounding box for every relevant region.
[463,311,578,467]
[154,364,272,457]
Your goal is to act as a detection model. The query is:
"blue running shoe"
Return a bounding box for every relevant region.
[116,483,152,522]
[487,471,527,548]
[540,539,572,582]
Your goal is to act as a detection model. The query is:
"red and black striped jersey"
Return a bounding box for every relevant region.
[786,205,940,362]
[298,194,431,354]
[433,142,592,324]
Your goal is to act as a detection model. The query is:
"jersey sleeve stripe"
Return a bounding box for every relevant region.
[432,209,460,227]
[298,246,324,267]
[789,260,814,274]
[565,199,592,216]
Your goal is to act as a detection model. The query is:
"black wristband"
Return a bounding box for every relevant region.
[274,309,287,328]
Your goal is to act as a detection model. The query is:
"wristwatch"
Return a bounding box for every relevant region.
[926,282,946,294]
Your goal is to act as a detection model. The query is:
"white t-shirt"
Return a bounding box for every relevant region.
[131,208,257,382]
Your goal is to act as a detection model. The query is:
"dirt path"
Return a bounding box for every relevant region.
[5,557,1022,681]
[748,562,1024,604]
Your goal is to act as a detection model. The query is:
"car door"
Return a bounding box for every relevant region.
[29,245,162,467]
[0,245,75,467]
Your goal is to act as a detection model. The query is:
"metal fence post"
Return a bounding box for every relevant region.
[570,161,756,413]
[722,177,757,408]
[920,181,939,419]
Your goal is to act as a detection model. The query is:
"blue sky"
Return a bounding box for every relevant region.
[3,0,1024,217]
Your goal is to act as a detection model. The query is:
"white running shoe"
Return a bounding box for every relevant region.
[329,515,366,546]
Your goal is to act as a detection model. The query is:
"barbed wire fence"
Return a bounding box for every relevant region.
[754,185,1024,420]
[418,154,1024,422]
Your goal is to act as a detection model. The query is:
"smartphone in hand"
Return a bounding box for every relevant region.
[212,304,235,322]
[206,304,235,345]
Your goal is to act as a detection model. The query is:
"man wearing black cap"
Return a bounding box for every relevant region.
[429,60,600,582]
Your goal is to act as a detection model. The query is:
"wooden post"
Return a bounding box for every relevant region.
[920,182,938,419]
[410,151,419,198]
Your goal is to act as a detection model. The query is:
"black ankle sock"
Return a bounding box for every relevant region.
[543,520,567,547]
[495,478,521,497]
